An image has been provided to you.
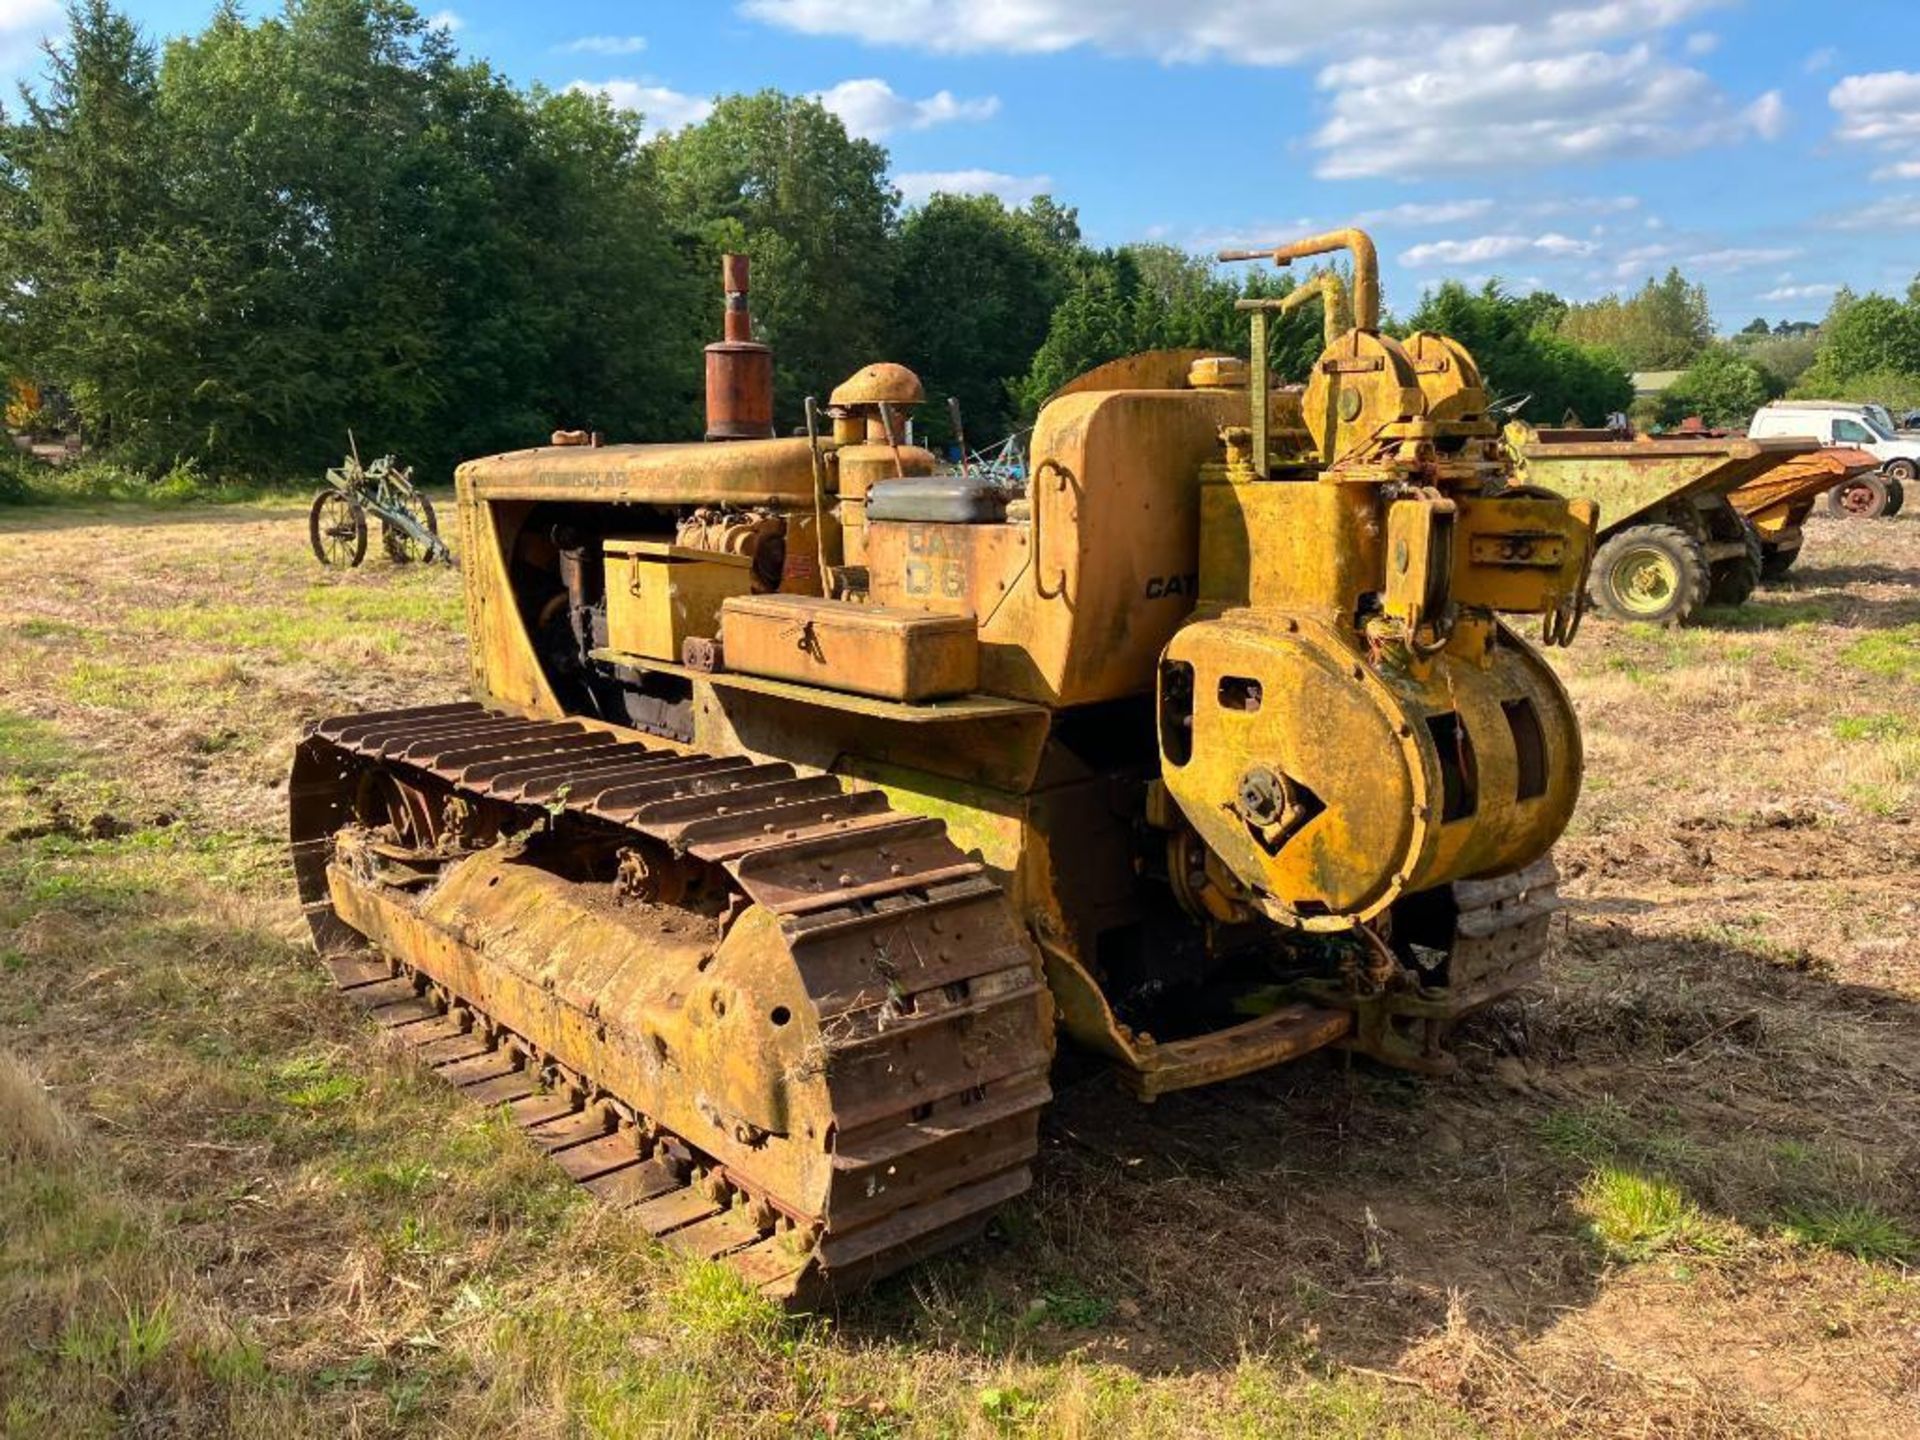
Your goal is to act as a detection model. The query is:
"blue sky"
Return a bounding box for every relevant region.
[4,0,1918,328]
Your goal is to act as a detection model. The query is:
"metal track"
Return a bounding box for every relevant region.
[290,703,1054,1301]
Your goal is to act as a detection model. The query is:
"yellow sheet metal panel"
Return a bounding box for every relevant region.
[605,540,754,662]
[459,436,821,506]
[721,593,979,702]
[1198,477,1382,618]
[867,386,1245,708]
[1160,611,1581,925]
[1449,493,1598,618]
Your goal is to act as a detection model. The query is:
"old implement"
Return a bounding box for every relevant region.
[290,236,1595,1300]
[1725,446,1880,581]
[1503,421,1815,625]
[310,439,451,568]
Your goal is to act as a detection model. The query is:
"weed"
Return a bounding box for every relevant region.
[1032,1278,1113,1329]
[58,1295,177,1378]
[272,1053,364,1108]
[1576,1167,1732,1261]
[979,1383,1038,1425]
[1781,1204,1918,1265]
[664,1261,787,1348]
[341,1157,445,1198]
[1833,713,1920,743]
[1539,1098,1631,1162]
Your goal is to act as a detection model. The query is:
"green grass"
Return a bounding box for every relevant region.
[1833,713,1920,743]
[1781,1204,1918,1266]
[1575,1167,1733,1262]
[1839,625,1920,683]
[1539,1098,1633,1162]
[0,710,76,781]
[127,579,462,665]
[0,453,296,508]
[1709,598,1840,631]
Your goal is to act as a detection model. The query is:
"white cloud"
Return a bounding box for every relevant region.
[1400,232,1596,267]
[1744,90,1788,140]
[0,0,59,76]
[1528,194,1642,217]
[1314,35,1781,179]
[559,34,647,55]
[1594,238,1795,282]
[568,80,715,137]
[1684,30,1719,55]
[748,1,1776,178]
[1683,246,1798,270]
[895,169,1052,205]
[1831,70,1920,145]
[1352,199,1494,227]
[1829,72,1920,181]
[1804,46,1836,74]
[426,8,463,31]
[745,0,1726,65]
[813,78,998,139]
[1758,282,1838,301]
[1823,194,1920,230]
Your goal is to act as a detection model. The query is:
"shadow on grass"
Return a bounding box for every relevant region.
[1695,589,1920,632]
[834,926,1920,1384]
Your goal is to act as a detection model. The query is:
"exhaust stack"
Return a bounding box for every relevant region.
[705,253,775,441]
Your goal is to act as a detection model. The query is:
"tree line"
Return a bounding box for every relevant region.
[0,0,1337,482]
[5,1,1914,487]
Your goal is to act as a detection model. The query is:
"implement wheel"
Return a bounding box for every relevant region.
[1707,517,1762,607]
[1884,474,1907,517]
[382,492,438,563]
[1827,473,1892,519]
[310,491,368,568]
[1589,523,1709,626]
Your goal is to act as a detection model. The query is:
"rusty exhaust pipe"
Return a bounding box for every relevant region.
[705,253,775,441]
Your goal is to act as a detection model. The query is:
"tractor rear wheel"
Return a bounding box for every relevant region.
[1708,517,1763,607]
[310,491,368,568]
[1883,474,1907,516]
[1828,472,1892,519]
[1589,523,1710,626]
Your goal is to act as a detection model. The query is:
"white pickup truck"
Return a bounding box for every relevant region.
[1748,402,1914,517]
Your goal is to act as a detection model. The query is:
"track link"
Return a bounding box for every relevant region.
[290,704,1055,1301]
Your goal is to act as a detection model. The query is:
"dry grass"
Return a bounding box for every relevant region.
[2,499,1917,1437]
[0,1047,75,1166]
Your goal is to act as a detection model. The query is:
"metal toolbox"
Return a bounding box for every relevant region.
[719,594,978,702]
[604,540,754,662]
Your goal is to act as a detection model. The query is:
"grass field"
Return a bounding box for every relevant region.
[2,497,1916,1438]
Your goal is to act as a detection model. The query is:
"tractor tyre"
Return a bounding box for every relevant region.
[1589,523,1710,626]
[1828,472,1892,519]
[1708,517,1763,607]
[1883,474,1906,517]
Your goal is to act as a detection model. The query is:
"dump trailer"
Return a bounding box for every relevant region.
[1725,446,1880,581]
[291,233,1597,1301]
[1504,423,1815,625]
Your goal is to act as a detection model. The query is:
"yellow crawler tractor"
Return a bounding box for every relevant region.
[291,232,1597,1299]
